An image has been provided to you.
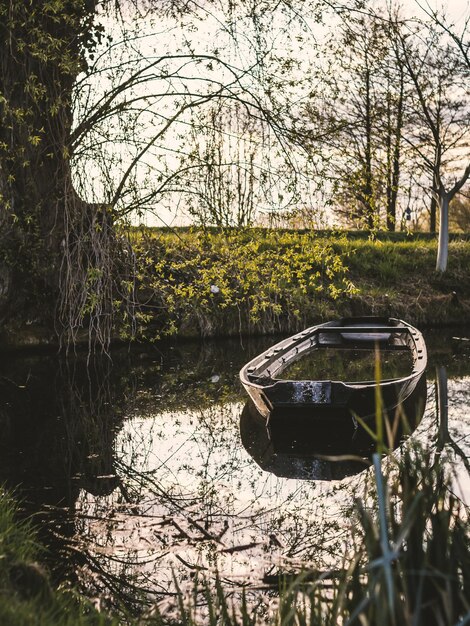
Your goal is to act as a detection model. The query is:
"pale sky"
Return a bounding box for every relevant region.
[413,0,469,21]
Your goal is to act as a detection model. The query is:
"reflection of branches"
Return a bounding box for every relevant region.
[56,356,133,497]
[112,454,231,546]
[80,400,366,600]
[0,343,393,614]
[435,365,470,475]
[67,541,164,613]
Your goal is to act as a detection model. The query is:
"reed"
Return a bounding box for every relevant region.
[0,489,117,626]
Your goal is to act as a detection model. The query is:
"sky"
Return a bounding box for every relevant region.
[413,0,469,21]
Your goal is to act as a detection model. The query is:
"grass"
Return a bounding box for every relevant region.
[122,229,470,342]
[4,228,470,349]
[128,229,357,340]
[342,238,470,326]
[0,490,118,626]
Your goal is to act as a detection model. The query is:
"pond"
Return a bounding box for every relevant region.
[0,328,469,614]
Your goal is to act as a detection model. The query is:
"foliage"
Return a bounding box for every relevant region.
[0,0,130,350]
[3,227,470,346]
[128,228,357,339]
[0,0,320,348]
[112,229,470,341]
[0,489,117,626]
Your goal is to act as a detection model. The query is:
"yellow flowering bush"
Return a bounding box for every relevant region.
[128,229,357,339]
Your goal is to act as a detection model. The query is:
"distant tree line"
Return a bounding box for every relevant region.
[164,2,469,272]
[302,6,469,236]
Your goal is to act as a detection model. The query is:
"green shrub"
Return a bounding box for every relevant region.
[128,229,357,339]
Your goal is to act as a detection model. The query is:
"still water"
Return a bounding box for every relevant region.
[0,329,469,613]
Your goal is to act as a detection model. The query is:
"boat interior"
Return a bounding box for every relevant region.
[244,317,426,384]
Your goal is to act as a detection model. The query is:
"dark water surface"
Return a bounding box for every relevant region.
[0,329,469,613]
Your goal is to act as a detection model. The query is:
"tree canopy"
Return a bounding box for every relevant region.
[0,0,316,347]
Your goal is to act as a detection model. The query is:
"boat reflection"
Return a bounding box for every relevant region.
[240,373,427,481]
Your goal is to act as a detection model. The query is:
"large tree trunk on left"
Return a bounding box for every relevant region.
[0,0,97,324]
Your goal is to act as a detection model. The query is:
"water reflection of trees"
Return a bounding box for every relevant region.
[0,354,133,594]
[434,366,470,499]
[73,357,469,615]
[75,401,355,600]
[0,334,469,616]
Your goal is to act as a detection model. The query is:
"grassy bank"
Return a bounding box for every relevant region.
[128,229,470,341]
[1,445,469,625]
[2,229,470,349]
[342,237,470,325]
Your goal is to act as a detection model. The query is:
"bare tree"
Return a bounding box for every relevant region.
[301,9,410,231]
[155,103,259,227]
[394,12,470,271]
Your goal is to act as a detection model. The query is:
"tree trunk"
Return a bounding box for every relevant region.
[385,88,393,230]
[436,193,449,272]
[363,67,374,229]
[430,179,438,233]
[0,0,96,322]
[435,163,470,272]
[386,70,404,232]
[429,141,442,234]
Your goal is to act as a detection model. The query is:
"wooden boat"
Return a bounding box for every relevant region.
[239,316,427,423]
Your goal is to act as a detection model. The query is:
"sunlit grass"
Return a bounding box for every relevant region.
[127,229,358,340]
[117,228,470,340]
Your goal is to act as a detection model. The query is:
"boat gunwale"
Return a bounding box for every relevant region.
[240,317,427,394]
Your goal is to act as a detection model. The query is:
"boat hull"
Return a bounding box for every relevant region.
[239,371,427,480]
